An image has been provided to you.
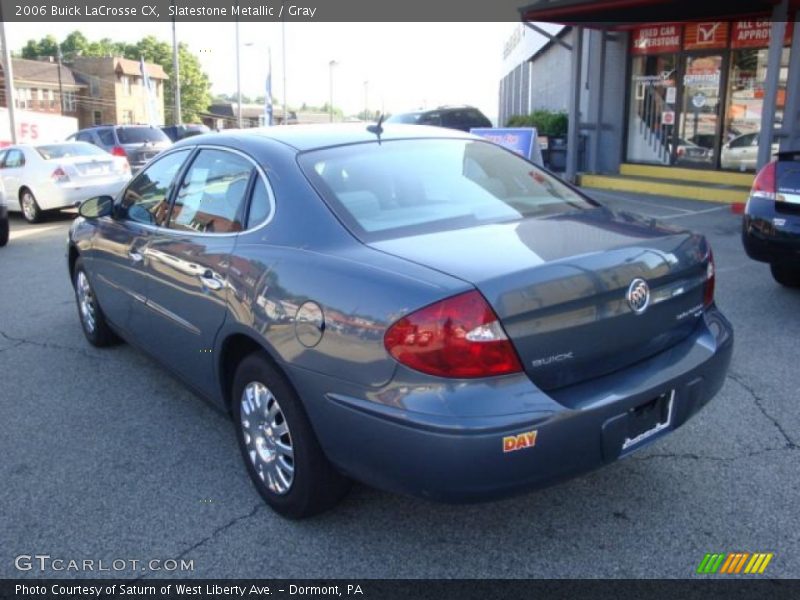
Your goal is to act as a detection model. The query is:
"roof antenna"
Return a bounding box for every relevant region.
[367,112,384,142]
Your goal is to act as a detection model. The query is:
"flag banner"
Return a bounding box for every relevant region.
[139,57,159,127]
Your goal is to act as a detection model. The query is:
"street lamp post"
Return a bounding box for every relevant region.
[363,80,369,121]
[328,59,337,123]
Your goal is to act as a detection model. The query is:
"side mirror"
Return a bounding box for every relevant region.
[78,195,114,219]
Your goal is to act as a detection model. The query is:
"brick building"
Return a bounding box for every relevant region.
[70,56,167,127]
[0,57,84,120]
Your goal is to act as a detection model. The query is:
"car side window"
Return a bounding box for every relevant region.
[419,113,441,126]
[4,150,25,168]
[441,111,466,129]
[118,149,191,226]
[169,149,253,234]
[97,129,115,146]
[76,131,94,144]
[247,176,271,228]
[0,150,7,167]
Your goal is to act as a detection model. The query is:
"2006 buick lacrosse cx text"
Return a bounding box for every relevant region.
[67,124,733,518]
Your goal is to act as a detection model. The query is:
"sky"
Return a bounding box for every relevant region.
[5,22,517,123]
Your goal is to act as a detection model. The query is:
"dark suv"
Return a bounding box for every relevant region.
[386,106,492,132]
[68,125,172,172]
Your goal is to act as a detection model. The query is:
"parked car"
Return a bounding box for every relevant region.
[161,123,211,142]
[68,125,733,518]
[67,125,172,172]
[742,150,800,286]
[721,132,779,171]
[385,105,492,132]
[0,142,130,223]
[0,178,8,247]
[674,137,711,164]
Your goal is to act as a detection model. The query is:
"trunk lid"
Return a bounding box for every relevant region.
[372,208,711,391]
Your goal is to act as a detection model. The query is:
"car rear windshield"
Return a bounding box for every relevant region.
[36,143,108,160]
[115,127,170,144]
[299,139,595,241]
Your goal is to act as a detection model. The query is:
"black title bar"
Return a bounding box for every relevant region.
[2,579,800,600]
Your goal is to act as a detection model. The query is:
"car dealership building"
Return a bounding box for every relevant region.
[501,0,800,202]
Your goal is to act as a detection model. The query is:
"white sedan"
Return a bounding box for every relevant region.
[0,142,131,223]
[720,132,779,171]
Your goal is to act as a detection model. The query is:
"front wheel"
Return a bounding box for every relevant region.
[770,263,800,287]
[20,190,43,224]
[73,257,121,346]
[232,353,351,518]
[0,217,8,247]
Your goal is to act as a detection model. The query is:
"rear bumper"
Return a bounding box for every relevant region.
[743,197,800,264]
[288,307,734,502]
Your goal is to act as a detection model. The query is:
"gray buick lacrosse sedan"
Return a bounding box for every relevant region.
[67,124,733,518]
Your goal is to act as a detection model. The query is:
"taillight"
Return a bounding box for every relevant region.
[383,290,523,378]
[751,161,776,200]
[51,166,69,183]
[704,250,715,308]
[111,146,127,157]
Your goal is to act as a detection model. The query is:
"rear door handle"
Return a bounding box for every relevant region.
[200,270,223,291]
[128,250,143,263]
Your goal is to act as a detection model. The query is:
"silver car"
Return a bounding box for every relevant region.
[0,142,131,223]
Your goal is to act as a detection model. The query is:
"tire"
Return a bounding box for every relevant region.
[0,217,8,247]
[73,257,121,347]
[20,189,42,224]
[232,352,351,518]
[770,263,800,287]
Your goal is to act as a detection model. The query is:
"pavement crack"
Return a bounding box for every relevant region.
[0,330,109,360]
[634,445,796,464]
[727,372,797,450]
[137,503,265,578]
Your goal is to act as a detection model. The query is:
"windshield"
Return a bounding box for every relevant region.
[116,127,170,144]
[299,139,595,241]
[36,143,109,160]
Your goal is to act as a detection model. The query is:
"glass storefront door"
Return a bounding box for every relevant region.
[676,54,724,168]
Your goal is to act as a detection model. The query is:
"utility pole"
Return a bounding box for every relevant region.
[328,60,337,123]
[0,16,18,143]
[282,16,287,125]
[235,17,243,128]
[171,1,182,125]
[57,48,64,115]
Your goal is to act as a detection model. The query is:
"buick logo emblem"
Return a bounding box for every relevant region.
[627,278,650,314]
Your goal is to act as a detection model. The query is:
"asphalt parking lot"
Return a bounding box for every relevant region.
[1,190,798,579]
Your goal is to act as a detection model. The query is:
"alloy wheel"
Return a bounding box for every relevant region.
[76,271,96,333]
[21,193,36,222]
[239,381,295,494]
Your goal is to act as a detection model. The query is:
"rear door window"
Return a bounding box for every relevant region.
[169,149,253,234]
[76,131,95,144]
[97,129,116,146]
[4,150,25,168]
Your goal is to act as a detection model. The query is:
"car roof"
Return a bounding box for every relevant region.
[175,123,479,152]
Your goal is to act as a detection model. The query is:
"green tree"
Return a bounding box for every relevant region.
[21,35,59,59]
